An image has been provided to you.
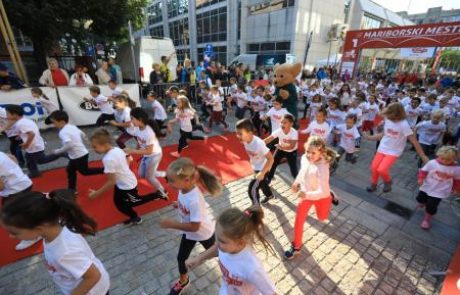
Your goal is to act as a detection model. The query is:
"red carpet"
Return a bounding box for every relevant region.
[0,133,254,266]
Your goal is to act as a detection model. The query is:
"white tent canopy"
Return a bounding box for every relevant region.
[315,54,342,67]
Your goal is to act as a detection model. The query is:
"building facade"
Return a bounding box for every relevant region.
[397,7,460,25]
[142,0,345,68]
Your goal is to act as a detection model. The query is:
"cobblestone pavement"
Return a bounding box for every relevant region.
[0,102,459,294]
[0,176,448,295]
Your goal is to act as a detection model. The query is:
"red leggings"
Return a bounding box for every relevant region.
[293,197,332,248]
[370,152,398,184]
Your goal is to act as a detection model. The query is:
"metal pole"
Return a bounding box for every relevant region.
[0,0,28,84]
[326,40,332,67]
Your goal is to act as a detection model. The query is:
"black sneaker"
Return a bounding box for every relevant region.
[284,244,301,260]
[383,182,392,193]
[28,172,42,179]
[260,195,275,204]
[366,184,377,192]
[123,217,143,225]
[158,190,169,201]
[169,277,189,295]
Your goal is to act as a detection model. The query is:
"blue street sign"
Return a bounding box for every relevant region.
[204,44,213,55]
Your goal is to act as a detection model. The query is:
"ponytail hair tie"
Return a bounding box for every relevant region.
[243,210,251,217]
[43,192,52,200]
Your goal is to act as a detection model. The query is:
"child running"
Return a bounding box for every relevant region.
[236,119,274,205]
[417,146,460,230]
[300,108,331,141]
[6,105,64,178]
[285,136,335,259]
[168,95,207,158]
[0,151,37,251]
[185,206,277,295]
[124,107,168,199]
[208,85,229,132]
[84,86,115,126]
[30,87,59,124]
[0,190,110,294]
[334,114,360,164]
[264,114,299,189]
[89,129,167,225]
[146,91,168,133]
[364,103,428,193]
[0,107,25,167]
[49,111,104,192]
[159,157,222,295]
[110,95,137,148]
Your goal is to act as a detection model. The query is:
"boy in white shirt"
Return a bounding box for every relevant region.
[49,111,104,192]
[234,85,248,119]
[0,107,25,167]
[236,119,274,205]
[416,110,446,165]
[405,97,422,129]
[208,85,228,131]
[84,86,115,126]
[146,91,168,132]
[263,114,299,196]
[300,108,331,141]
[334,114,360,164]
[263,96,291,134]
[6,105,63,178]
[89,129,166,225]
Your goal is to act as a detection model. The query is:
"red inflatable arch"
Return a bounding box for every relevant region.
[340,21,460,77]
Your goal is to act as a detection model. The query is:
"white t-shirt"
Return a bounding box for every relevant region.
[43,227,110,295]
[404,105,422,128]
[271,127,298,152]
[363,103,379,121]
[265,107,290,132]
[416,120,446,145]
[177,186,214,241]
[38,97,59,114]
[420,159,460,198]
[336,124,360,153]
[134,126,161,157]
[111,86,124,96]
[58,124,88,160]
[211,94,224,112]
[327,109,345,129]
[102,147,137,190]
[309,102,323,119]
[94,94,114,115]
[235,92,248,108]
[152,100,167,121]
[304,120,331,140]
[243,136,270,172]
[175,109,195,132]
[15,117,45,153]
[377,119,413,157]
[114,107,136,135]
[218,247,276,295]
[0,152,32,197]
[253,96,267,113]
[420,102,439,116]
[400,96,412,107]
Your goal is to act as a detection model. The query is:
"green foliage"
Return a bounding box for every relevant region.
[4,0,147,67]
[439,49,460,69]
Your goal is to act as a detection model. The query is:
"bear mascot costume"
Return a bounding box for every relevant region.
[273,62,302,125]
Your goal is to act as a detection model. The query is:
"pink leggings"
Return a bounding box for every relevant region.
[293,197,332,248]
[370,152,398,184]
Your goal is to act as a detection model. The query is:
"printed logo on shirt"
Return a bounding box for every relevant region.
[386,128,399,137]
[218,260,243,286]
[178,201,190,216]
[312,129,326,136]
[434,171,454,181]
[246,150,261,158]
[344,132,354,139]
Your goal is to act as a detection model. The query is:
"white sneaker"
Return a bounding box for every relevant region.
[15,237,42,251]
[155,171,166,178]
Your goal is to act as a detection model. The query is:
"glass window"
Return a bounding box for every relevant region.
[249,0,295,15]
[360,15,382,29]
[147,2,163,25]
[197,46,227,64]
[167,0,189,18]
[150,26,164,37]
[196,7,227,44]
[196,0,225,9]
[247,41,290,54]
[169,19,189,46]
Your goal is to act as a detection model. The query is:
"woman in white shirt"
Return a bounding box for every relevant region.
[69,65,94,87]
[1,190,110,295]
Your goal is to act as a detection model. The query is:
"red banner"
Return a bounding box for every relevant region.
[340,21,460,76]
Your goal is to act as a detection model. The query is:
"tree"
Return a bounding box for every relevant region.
[4,0,147,71]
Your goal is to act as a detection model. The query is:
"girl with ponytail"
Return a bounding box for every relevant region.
[0,190,110,295]
[185,205,277,295]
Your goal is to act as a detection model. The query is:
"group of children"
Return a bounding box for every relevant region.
[1,76,460,295]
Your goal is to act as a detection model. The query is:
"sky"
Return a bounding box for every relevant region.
[371,0,460,14]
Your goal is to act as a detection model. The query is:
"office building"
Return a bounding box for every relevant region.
[397,6,460,25]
